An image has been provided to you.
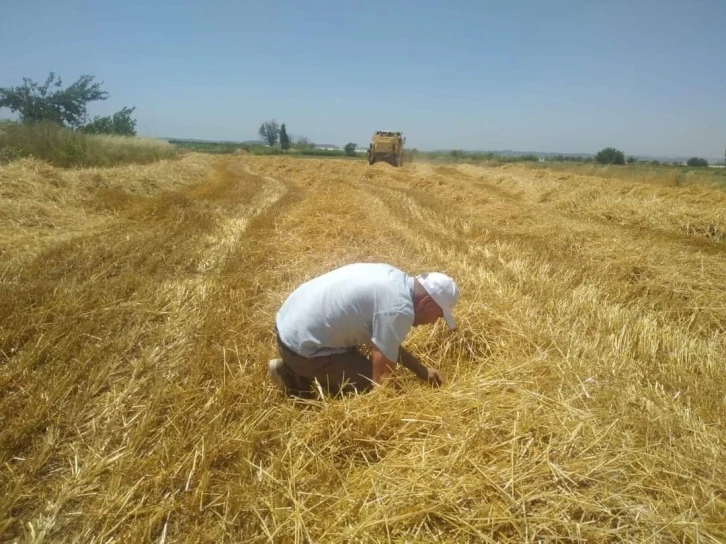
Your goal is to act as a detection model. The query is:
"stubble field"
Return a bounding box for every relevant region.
[1,154,725,542]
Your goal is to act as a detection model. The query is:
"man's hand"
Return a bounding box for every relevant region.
[373,346,445,388]
[425,366,444,387]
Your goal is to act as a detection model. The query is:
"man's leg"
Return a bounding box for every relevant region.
[273,337,315,397]
[272,326,374,396]
[269,358,314,397]
[286,348,373,396]
[274,343,373,397]
[325,349,374,395]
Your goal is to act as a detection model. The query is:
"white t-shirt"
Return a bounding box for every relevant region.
[276,263,415,362]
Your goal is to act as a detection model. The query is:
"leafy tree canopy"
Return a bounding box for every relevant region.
[595,147,625,165]
[259,119,280,147]
[82,106,137,136]
[0,73,109,129]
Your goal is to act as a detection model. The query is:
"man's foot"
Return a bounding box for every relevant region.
[268,358,287,390]
[268,358,314,398]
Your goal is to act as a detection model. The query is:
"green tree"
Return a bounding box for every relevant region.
[626,156,637,164]
[82,106,137,136]
[279,123,290,151]
[0,73,110,129]
[686,157,708,167]
[344,142,357,157]
[595,147,625,165]
[258,119,280,147]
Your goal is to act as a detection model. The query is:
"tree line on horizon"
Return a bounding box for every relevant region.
[258,119,358,157]
[595,147,712,167]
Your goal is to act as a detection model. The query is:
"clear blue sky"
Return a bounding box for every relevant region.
[2,0,724,158]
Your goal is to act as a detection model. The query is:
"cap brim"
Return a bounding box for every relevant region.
[443,310,455,329]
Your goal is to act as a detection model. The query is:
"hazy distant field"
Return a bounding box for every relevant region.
[1,155,725,542]
[530,161,726,189]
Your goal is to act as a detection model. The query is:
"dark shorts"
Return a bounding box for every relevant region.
[275,331,373,397]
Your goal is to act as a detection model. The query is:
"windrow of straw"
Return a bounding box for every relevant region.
[1,155,724,542]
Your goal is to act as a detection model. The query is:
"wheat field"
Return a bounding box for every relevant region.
[1,154,725,542]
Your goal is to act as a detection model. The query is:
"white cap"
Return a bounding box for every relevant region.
[415,272,459,329]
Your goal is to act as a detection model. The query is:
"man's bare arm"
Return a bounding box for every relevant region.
[398,347,444,387]
[398,347,427,379]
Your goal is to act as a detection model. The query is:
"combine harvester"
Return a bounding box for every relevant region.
[367,130,406,167]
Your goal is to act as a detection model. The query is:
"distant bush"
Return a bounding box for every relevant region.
[595,147,625,165]
[0,121,177,167]
[550,154,588,162]
[687,157,708,167]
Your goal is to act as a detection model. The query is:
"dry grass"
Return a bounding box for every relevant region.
[0,122,178,167]
[1,155,725,542]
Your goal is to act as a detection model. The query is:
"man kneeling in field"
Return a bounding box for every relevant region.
[269,263,459,397]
